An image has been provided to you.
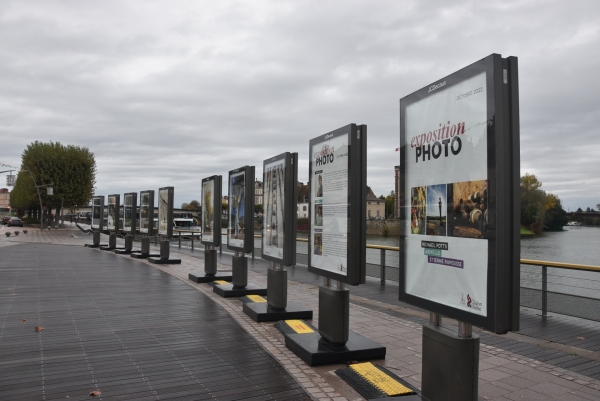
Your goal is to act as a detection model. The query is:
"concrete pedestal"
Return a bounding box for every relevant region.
[131,237,159,259]
[85,231,107,248]
[275,320,386,366]
[242,267,312,322]
[115,235,135,254]
[243,299,312,322]
[149,240,181,264]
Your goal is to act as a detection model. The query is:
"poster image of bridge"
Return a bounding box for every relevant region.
[263,159,285,255]
[228,170,246,247]
[425,184,446,236]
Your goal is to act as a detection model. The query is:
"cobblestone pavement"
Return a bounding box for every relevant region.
[3,227,600,400]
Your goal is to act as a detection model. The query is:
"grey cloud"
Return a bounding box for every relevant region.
[1,0,599,210]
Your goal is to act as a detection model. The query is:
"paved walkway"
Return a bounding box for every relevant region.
[2,227,600,400]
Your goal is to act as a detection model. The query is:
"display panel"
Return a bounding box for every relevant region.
[307,124,367,285]
[123,192,137,233]
[399,54,521,333]
[261,152,298,265]
[91,196,104,230]
[158,187,173,237]
[404,70,489,316]
[201,175,222,246]
[107,194,120,232]
[139,190,154,235]
[227,166,255,253]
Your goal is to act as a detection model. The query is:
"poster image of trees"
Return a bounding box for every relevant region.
[448,180,487,238]
[425,184,447,236]
[264,162,284,248]
[159,189,168,233]
[229,172,246,241]
[202,180,214,237]
[108,196,116,230]
[410,186,427,234]
[313,233,322,255]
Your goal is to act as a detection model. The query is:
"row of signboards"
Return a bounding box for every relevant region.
[91,126,368,288]
[91,54,520,335]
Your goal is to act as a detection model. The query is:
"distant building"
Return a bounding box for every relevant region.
[297,202,309,218]
[395,166,400,218]
[0,188,10,213]
[366,186,385,220]
[255,180,263,205]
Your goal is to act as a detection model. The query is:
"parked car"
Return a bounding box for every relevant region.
[7,217,23,227]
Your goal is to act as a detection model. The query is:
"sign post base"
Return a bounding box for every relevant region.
[421,323,479,401]
[275,319,385,366]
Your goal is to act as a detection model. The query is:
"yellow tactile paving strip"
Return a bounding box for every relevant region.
[247,295,267,302]
[285,319,314,334]
[349,362,414,396]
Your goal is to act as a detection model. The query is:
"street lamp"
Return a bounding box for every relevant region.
[22,165,53,231]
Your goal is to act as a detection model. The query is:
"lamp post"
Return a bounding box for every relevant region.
[22,165,53,231]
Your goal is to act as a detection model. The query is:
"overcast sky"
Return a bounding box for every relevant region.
[1,0,599,212]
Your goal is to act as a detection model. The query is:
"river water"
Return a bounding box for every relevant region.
[197,226,600,299]
[300,227,600,298]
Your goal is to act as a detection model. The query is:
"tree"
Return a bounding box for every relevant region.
[597,203,600,211]
[520,173,567,233]
[254,204,263,214]
[384,190,395,218]
[10,141,96,219]
[544,194,568,230]
[520,174,546,231]
[181,202,189,209]
[187,200,201,210]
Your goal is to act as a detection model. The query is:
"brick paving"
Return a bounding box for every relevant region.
[3,226,600,400]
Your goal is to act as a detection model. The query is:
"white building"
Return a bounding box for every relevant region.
[297,202,309,218]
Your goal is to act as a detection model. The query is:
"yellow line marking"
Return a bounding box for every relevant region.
[285,320,314,334]
[214,280,229,285]
[246,295,266,303]
[349,362,414,396]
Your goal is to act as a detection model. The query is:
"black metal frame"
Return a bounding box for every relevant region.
[158,187,174,238]
[107,194,120,233]
[91,196,104,231]
[123,192,137,234]
[227,165,255,253]
[398,54,520,333]
[139,190,155,235]
[307,124,367,286]
[201,175,222,247]
[261,152,298,266]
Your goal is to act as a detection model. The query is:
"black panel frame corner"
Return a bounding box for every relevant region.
[307,124,367,286]
[158,186,174,238]
[227,165,255,254]
[201,175,222,247]
[123,192,138,234]
[260,152,298,266]
[398,53,520,334]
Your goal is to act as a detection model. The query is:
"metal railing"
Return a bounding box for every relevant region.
[520,259,600,319]
[169,231,600,321]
